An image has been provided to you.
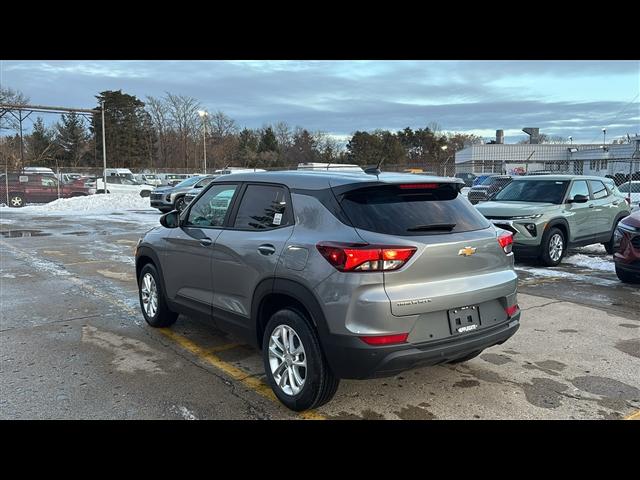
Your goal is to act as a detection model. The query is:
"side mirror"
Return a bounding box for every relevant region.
[160,210,180,228]
[569,194,589,203]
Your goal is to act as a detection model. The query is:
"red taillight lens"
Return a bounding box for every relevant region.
[359,333,409,345]
[399,183,439,189]
[316,243,416,272]
[505,304,519,318]
[497,232,513,254]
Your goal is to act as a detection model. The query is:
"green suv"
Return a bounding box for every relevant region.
[475,175,630,266]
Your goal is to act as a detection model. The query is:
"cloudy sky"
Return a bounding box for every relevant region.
[1,60,638,144]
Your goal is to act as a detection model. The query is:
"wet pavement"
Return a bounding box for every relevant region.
[1,209,638,420]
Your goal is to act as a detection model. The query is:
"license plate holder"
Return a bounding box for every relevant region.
[448,305,481,335]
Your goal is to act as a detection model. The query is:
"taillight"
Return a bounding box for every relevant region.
[505,304,519,318]
[497,232,513,254]
[359,333,408,345]
[316,242,416,272]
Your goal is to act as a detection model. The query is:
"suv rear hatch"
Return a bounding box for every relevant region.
[333,180,517,320]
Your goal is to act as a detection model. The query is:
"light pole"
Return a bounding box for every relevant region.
[602,128,606,147]
[440,145,448,175]
[101,100,107,194]
[198,110,208,174]
[568,136,572,145]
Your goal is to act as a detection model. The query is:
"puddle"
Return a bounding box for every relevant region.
[0,229,52,238]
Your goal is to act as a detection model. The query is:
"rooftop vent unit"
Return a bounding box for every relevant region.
[522,127,540,144]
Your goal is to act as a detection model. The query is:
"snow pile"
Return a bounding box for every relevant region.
[573,244,607,255]
[564,253,615,272]
[11,193,153,214]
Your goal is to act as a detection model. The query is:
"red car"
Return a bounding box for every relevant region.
[0,172,94,207]
[613,211,640,283]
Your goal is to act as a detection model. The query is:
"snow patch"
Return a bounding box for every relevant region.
[564,253,615,272]
[572,244,607,255]
[4,193,153,213]
[171,405,198,421]
[516,266,619,286]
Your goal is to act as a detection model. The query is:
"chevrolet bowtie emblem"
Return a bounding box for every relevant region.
[458,246,477,256]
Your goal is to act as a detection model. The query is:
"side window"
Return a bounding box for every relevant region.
[186,184,238,227]
[589,180,608,200]
[568,180,589,199]
[107,176,121,184]
[233,185,290,230]
[41,177,57,187]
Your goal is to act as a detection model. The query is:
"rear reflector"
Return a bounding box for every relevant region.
[398,183,439,189]
[505,304,519,318]
[317,242,416,272]
[359,333,409,345]
[497,232,513,254]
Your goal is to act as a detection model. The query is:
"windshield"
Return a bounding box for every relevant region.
[619,182,640,193]
[175,176,201,188]
[479,176,499,186]
[493,180,570,204]
[196,177,216,188]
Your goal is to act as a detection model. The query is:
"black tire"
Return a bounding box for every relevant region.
[616,265,639,284]
[8,193,25,208]
[603,218,622,255]
[140,190,151,198]
[449,350,483,364]
[138,263,178,327]
[174,196,186,212]
[539,227,565,267]
[262,308,339,411]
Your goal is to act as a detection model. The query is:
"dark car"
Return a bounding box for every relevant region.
[0,172,93,207]
[613,211,640,283]
[455,172,476,187]
[467,175,512,205]
[150,175,206,213]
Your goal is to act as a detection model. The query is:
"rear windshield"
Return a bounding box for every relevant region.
[339,184,490,236]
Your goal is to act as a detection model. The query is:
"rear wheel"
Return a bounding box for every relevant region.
[262,308,339,411]
[540,227,565,266]
[616,265,639,284]
[8,194,25,208]
[138,263,178,327]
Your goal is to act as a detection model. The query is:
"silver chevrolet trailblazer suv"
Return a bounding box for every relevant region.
[135,171,521,411]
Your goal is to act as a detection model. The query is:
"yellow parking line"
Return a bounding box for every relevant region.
[158,328,325,420]
[624,409,640,420]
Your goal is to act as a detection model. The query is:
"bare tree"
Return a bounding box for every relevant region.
[165,92,201,170]
[146,96,170,166]
[0,86,30,132]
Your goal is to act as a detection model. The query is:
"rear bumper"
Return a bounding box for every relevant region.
[321,312,520,379]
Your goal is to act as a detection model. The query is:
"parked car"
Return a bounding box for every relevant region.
[157,173,191,186]
[618,181,640,212]
[475,175,631,266]
[467,175,512,204]
[613,211,640,283]
[1,172,93,207]
[135,171,521,411]
[134,173,162,187]
[455,172,476,187]
[95,175,153,197]
[183,175,219,207]
[150,175,207,212]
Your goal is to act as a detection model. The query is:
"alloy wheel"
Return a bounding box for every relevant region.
[268,325,307,396]
[549,233,563,262]
[140,272,158,318]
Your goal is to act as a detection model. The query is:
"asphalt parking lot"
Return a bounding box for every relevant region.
[1,208,639,420]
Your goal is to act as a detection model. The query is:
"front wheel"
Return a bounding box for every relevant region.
[174,196,186,212]
[262,309,339,411]
[540,227,565,266]
[138,263,178,327]
[616,265,639,284]
[603,218,622,254]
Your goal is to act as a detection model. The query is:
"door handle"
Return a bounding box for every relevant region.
[199,238,212,247]
[258,244,276,255]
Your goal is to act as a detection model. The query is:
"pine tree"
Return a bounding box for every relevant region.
[56,112,89,168]
[258,127,278,153]
[26,117,58,167]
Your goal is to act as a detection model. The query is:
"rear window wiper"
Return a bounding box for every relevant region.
[407,223,456,232]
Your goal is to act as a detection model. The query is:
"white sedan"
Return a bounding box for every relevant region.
[618,181,640,212]
[96,176,154,196]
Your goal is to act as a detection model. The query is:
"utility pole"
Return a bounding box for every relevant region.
[198,110,208,174]
[101,100,107,194]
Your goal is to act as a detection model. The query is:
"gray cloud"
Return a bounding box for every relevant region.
[1,60,638,143]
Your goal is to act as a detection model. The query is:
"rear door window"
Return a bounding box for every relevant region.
[339,184,490,236]
[233,185,290,230]
[589,180,608,199]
